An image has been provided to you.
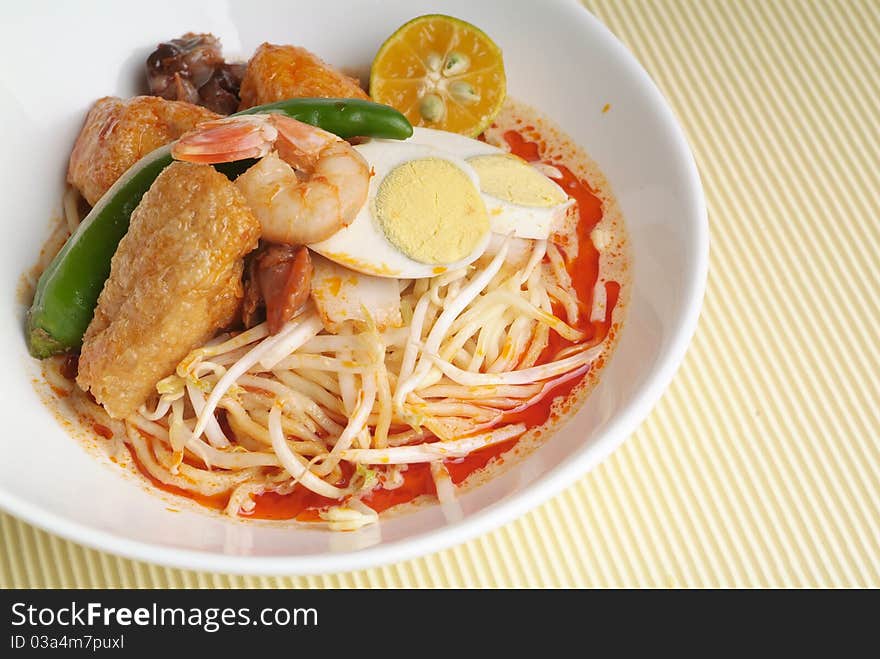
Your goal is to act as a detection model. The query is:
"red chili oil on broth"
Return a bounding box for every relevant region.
[92,422,114,439]
[242,122,624,522]
[248,489,336,521]
[127,438,229,512]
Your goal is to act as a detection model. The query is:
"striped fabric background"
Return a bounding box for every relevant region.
[2,0,878,588]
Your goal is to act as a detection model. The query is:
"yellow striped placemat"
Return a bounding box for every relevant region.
[2,0,878,588]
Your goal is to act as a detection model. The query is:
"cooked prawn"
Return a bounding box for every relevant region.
[172,114,370,245]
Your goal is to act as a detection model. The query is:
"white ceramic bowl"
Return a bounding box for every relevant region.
[0,0,707,574]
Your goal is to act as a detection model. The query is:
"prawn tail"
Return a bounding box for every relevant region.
[271,115,340,170]
[173,116,277,164]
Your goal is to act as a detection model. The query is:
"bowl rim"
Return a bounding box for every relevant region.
[0,1,708,576]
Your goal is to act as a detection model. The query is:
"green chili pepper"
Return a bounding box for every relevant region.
[236,98,412,139]
[26,98,413,358]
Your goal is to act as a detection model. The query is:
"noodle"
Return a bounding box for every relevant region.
[340,424,526,464]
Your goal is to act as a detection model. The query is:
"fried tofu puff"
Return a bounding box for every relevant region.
[77,162,260,418]
[238,43,369,110]
[67,96,219,205]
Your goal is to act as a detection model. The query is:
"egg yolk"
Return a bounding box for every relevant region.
[468,154,568,207]
[374,158,488,264]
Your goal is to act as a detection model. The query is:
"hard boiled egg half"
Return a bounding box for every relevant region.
[309,141,489,278]
[309,128,572,278]
[407,128,574,240]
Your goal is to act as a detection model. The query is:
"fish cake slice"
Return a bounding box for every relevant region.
[238,43,368,110]
[77,162,260,418]
[68,96,219,206]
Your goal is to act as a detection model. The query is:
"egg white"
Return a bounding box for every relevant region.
[308,141,490,279]
[309,128,572,278]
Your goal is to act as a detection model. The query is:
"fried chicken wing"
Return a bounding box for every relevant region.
[77,162,260,418]
[238,43,369,110]
[67,96,219,205]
